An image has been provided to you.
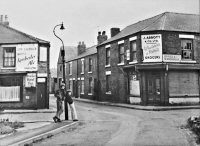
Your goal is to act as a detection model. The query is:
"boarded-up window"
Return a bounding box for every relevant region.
[130,74,140,96]
[169,72,199,96]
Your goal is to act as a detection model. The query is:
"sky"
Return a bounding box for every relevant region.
[0,0,199,68]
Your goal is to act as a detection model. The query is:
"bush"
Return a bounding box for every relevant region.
[187,116,200,144]
[0,118,24,135]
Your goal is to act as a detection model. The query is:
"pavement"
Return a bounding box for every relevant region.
[0,95,200,146]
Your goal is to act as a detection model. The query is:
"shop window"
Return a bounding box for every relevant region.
[130,41,137,62]
[106,75,111,93]
[0,76,22,102]
[89,77,92,94]
[181,39,192,60]
[3,47,16,67]
[106,48,110,65]
[118,44,124,64]
[89,58,92,72]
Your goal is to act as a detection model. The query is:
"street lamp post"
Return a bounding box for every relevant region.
[53,22,68,120]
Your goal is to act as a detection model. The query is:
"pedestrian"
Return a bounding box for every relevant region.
[53,82,78,122]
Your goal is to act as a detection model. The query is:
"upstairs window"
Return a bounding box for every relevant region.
[130,41,137,62]
[69,62,72,75]
[106,47,110,65]
[118,44,125,64]
[181,39,192,60]
[3,47,16,67]
[81,59,84,74]
[89,58,92,72]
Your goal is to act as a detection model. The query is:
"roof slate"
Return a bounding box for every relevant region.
[0,23,50,44]
[99,12,200,46]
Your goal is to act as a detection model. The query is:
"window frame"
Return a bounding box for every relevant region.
[89,77,93,94]
[106,75,111,94]
[106,47,111,66]
[181,39,193,60]
[88,58,93,72]
[81,59,85,74]
[81,79,84,94]
[69,62,72,75]
[118,44,125,64]
[3,47,16,67]
[130,40,137,62]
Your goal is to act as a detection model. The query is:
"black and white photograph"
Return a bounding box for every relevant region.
[0,0,200,145]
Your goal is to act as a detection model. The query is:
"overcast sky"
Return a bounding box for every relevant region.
[1,0,199,68]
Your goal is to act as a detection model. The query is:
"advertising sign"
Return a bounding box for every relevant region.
[141,34,162,62]
[163,54,181,62]
[25,73,36,87]
[16,44,38,71]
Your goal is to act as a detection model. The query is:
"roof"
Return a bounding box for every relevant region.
[0,23,50,45]
[99,12,200,46]
[70,45,97,61]
[59,45,97,63]
[64,46,78,62]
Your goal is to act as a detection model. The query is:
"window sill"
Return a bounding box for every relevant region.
[81,93,84,95]
[117,63,125,66]
[88,93,93,95]
[129,61,137,64]
[88,71,92,74]
[81,73,84,75]
[181,60,196,63]
[69,74,72,76]
[105,64,111,68]
[106,91,112,95]
[1,67,16,69]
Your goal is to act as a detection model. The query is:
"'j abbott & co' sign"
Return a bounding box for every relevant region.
[16,44,38,71]
[141,34,162,62]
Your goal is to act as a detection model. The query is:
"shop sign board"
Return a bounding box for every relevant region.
[163,54,181,62]
[16,44,38,71]
[25,73,36,87]
[141,34,162,62]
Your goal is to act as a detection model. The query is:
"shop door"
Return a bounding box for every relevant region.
[37,83,46,109]
[147,75,161,105]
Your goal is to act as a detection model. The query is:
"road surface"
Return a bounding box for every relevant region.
[33,100,198,146]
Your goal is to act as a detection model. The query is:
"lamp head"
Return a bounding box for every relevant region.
[60,22,65,30]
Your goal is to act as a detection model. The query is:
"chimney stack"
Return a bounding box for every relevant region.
[77,41,86,55]
[111,28,120,37]
[0,15,9,26]
[97,31,108,45]
[0,15,3,23]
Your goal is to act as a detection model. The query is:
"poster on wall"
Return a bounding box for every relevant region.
[141,34,162,62]
[25,73,36,87]
[16,44,38,71]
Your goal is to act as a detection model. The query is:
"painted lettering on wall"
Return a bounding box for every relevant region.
[141,34,162,62]
[16,44,38,71]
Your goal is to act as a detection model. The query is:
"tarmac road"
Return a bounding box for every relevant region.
[33,100,199,146]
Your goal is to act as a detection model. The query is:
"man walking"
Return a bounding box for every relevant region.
[53,83,78,122]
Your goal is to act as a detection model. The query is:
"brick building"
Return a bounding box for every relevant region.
[57,42,98,100]
[0,20,50,109]
[97,12,200,105]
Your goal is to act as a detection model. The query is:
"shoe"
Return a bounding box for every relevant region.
[53,116,57,123]
[57,118,62,122]
[73,119,78,122]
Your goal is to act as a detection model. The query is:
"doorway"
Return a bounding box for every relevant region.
[37,82,46,109]
[147,74,161,105]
